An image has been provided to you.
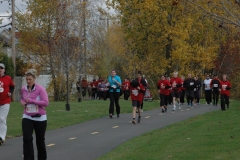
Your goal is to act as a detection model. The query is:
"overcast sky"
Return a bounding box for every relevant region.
[0,0,27,31]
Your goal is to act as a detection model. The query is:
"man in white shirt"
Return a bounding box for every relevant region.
[203,74,212,105]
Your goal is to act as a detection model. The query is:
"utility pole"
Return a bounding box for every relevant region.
[11,0,16,102]
[83,0,87,78]
[12,0,16,77]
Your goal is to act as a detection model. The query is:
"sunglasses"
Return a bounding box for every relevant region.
[0,67,4,69]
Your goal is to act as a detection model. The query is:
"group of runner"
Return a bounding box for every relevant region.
[157,72,231,113]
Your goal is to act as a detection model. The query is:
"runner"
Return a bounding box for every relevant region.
[98,80,107,100]
[157,75,171,113]
[136,71,147,113]
[0,63,15,145]
[210,74,221,106]
[180,76,185,105]
[108,70,122,118]
[170,72,182,111]
[203,74,212,105]
[90,79,97,100]
[183,74,196,108]
[219,74,231,111]
[81,77,88,99]
[194,76,201,105]
[20,69,49,160]
[129,80,145,124]
[122,78,130,100]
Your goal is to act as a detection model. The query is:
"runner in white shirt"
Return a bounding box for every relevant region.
[203,74,212,105]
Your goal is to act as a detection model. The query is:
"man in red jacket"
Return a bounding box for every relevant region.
[157,75,171,113]
[130,80,145,124]
[220,74,231,111]
[170,72,182,111]
[0,63,15,145]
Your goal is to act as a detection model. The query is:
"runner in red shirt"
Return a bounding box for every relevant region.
[157,75,171,113]
[0,63,15,145]
[122,78,130,100]
[180,76,185,105]
[90,79,98,99]
[170,72,182,111]
[219,74,231,111]
[129,80,145,124]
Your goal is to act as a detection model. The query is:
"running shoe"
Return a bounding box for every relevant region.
[0,137,4,145]
[138,117,141,123]
[179,106,181,110]
[172,106,176,111]
[132,120,136,124]
[109,114,113,118]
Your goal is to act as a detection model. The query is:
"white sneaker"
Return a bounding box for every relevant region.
[172,105,176,111]
[179,106,181,110]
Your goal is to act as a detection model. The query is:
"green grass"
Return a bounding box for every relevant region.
[7,99,160,138]
[98,100,240,160]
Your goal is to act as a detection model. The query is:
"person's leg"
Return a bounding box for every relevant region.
[216,90,219,106]
[212,90,216,105]
[22,118,34,160]
[220,94,225,111]
[34,120,47,160]
[172,93,176,111]
[204,90,208,104]
[109,92,115,117]
[132,101,137,124]
[209,90,212,104]
[140,100,144,111]
[186,91,190,106]
[164,95,169,112]
[137,101,141,123]
[114,92,121,117]
[0,104,10,143]
[160,94,165,113]
[225,95,230,108]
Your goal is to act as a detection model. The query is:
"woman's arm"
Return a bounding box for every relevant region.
[28,87,49,106]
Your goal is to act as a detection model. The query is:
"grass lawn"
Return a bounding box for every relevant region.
[7,99,160,138]
[98,100,240,160]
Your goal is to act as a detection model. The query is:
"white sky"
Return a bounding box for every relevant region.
[0,0,27,30]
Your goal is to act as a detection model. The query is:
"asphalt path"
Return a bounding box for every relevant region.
[0,104,220,160]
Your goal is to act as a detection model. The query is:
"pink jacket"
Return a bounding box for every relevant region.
[20,83,49,116]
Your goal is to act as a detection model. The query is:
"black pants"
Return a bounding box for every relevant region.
[123,90,130,100]
[99,91,106,100]
[194,90,200,103]
[168,94,172,105]
[91,88,97,99]
[186,91,194,105]
[205,90,212,104]
[180,90,185,103]
[109,92,120,115]
[212,89,219,105]
[160,94,169,106]
[22,118,47,160]
[82,87,87,97]
[221,94,229,111]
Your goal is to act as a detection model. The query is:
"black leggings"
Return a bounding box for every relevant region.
[180,90,185,103]
[160,94,169,106]
[205,90,212,104]
[221,94,229,111]
[109,92,120,115]
[212,89,219,105]
[22,118,47,160]
[123,90,130,100]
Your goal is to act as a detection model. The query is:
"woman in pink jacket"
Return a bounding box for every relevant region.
[20,69,49,160]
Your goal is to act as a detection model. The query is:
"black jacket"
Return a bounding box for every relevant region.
[183,78,196,91]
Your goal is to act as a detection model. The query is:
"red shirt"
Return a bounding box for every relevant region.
[220,80,231,96]
[170,77,182,92]
[90,81,98,88]
[180,79,185,91]
[157,80,171,95]
[122,81,130,90]
[130,84,145,102]
[81,80,88,88]
[0,75,15,104]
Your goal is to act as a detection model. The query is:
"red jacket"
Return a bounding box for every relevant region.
[130,84,145,102]
[81,80,88,88]
[157,80,171,95]
[220,80,231,96]
[0,75,15,104]
[122,81,130,90]
[170,77,182,92]
[180,79,185,91]
[90,81,98,88]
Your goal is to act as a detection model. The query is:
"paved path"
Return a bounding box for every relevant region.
[0,104,219,160]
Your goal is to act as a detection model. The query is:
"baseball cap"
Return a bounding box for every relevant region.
[0,63,5,68]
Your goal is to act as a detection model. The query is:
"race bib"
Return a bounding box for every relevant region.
[222,85,227,90]
[132,90,139,96]
[205,84,210,89]
[190,82,194,86]
[111,85,117,89]
[26,104,39,113]
[194,88,196,91]
[213,84,218,87]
